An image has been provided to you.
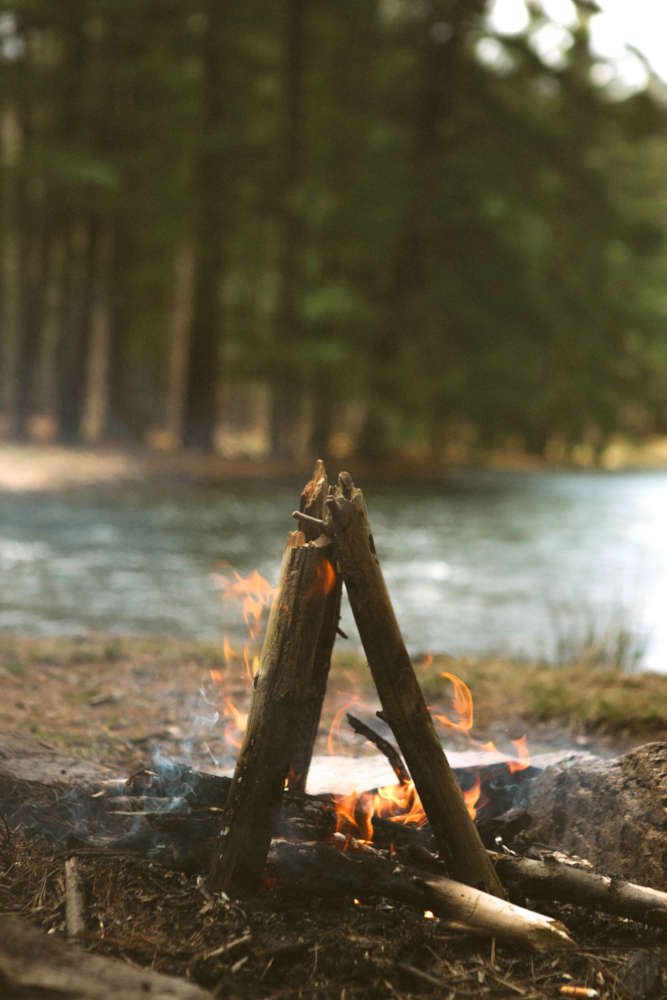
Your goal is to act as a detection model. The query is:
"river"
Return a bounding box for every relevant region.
[1,469,665,672]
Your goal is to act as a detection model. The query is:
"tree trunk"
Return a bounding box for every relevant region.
[270,0,306,459]
[165,243,195,446]
[182,0,228,451]
[58,214,99,443]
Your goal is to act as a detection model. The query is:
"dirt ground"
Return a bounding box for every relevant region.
[2,827,665,1000]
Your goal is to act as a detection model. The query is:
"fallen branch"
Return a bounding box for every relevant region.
[420,873,574,952]
[494,853,667,929]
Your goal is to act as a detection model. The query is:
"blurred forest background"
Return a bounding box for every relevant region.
[1,0,666,465]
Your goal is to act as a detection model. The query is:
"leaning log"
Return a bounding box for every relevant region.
[326,472,504,897]
[287,461,343,791]
[0,916,212,1000]
[211,529,338,897]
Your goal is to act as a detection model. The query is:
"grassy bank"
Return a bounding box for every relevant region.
[2,437,667,493]
[1,635,664,773]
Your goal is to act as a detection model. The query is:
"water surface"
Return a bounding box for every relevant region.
[1,469,665,672]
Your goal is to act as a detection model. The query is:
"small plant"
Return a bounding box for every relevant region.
[548,601,648,673]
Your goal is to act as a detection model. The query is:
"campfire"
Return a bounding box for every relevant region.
[1,462,665,999]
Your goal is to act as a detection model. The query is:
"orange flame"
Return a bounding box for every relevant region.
[327,665,533,847]
[433,671,474,734]
[508,734,531,773]
[327,695,359,757]
[462,774,483,820]
[222,697,248,749]
[306,558,337,600]
[216,568,274,641]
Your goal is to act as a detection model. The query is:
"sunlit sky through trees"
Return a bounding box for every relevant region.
[487,0,667,92]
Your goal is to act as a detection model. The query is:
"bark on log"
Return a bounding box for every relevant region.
[326,472,504,897]
[0,915,212,999]
[288,460,343,792]
[211,529,337,897]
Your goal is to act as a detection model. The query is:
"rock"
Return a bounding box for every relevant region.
[520,742,667,886]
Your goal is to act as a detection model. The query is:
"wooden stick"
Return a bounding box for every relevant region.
[419,873,574,952]
[326,472,505,897]
[494,853,667,929]
[211,529,336,896]
[288,461,342,792]
[346,713,410,785]
[64,856,86,939]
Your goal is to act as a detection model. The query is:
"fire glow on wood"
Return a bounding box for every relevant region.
[208,551,531,838]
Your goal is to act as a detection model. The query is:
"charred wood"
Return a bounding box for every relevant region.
[346,712,410,785]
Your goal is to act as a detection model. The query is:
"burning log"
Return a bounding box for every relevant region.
[326,472,504,897]
[0,915,212,999]
[211,527,339,897]
[3,732,667,938]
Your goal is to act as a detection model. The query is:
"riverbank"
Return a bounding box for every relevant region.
[2,437,667,492]
[2,635,664,775]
